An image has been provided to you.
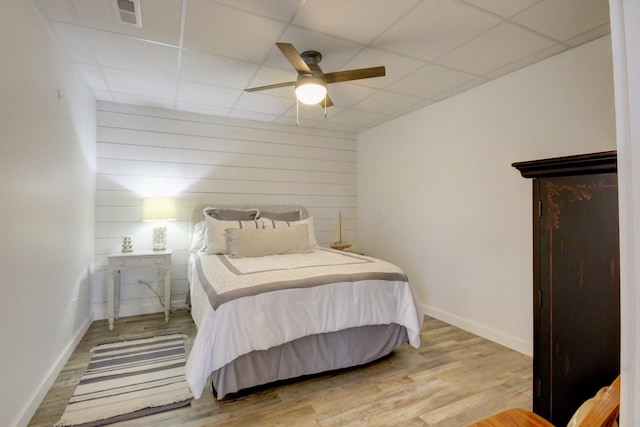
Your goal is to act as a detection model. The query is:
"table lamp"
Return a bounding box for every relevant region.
[142,197,176,251]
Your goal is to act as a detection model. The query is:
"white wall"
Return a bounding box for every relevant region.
[93,102,356,320]
[610,1,640,425]
[357,36,616,355]
[0,2,96,426]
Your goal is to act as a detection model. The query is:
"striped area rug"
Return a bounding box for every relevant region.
[55,334,193,427]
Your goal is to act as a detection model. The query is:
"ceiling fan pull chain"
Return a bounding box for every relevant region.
[296,98,300,127]
[324,96,327,118]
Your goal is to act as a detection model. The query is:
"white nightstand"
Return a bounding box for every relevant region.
[106,250,172,330]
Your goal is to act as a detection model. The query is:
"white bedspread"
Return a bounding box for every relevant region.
[185,248,424,398]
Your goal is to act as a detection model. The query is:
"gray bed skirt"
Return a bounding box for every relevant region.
[209,323,408,399]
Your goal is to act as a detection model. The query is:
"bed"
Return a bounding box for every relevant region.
[185,204,424,399]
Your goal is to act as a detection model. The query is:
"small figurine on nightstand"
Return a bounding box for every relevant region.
[121,236,133,253]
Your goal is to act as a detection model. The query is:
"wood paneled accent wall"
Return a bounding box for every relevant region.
[93,101,357,319]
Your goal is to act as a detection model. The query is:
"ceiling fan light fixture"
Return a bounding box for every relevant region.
[295,77,327,105]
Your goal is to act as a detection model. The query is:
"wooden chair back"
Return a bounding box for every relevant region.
[577,374,621,427]
[467,375,621,427]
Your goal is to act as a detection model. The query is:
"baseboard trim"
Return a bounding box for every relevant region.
[16,313,93,427]
[424,304,532,357]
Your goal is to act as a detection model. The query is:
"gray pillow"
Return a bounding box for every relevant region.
[204,207,259,221]
[225,225,311,258]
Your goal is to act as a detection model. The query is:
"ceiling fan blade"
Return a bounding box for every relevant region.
[276,43,312,74]
[324,66,386,84]
[245,81,295,92]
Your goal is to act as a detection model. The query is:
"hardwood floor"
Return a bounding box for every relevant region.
[29,311,532,426]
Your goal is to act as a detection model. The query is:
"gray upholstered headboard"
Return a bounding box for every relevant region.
[188,204,309,228]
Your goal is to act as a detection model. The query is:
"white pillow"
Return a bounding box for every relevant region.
[190,221,206,251]
[205,216,262,255]
[226,225,311,258]
[261,216,319,247]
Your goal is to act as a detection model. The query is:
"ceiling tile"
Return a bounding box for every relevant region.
[462,0,540,18]
[353,91,423,114]
[87,30,179,77]
[183,0,286,62]
[177,102,232,117]
[33,0,78,23]
[71,0,183,45]
[262,26,363,73]
[338,47,425,89]
[111,93,176,110]
[51,23,98,64]
[327,108,386,128]
[76,64,110,91]
[292,0,421,45]
[396,99,436,114]
[180,49,259,89]
[93,89,115,101]
[430,76,488,100]
[315,120,360,133]
[384,102,433,121]
[245,66,298,98]
[234,92,296,115]
[484,44,566,79]
[325,84,378,108]
[512,0,610,42]
[36,0,611,132]
[435,23,556,75]
[564,24,610,47]
[177,81,243,107]
[282,103,344,121]
[387,64,477,99]
[275,115,324,128]
[228,109,282,122]
[373,0,501,61]
[102,68,177,99]
[211,0,301,21]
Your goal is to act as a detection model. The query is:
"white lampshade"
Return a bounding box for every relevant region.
[295,79,327,105]
[142,197,176,222]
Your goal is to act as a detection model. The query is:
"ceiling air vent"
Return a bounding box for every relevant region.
[113,0,142,28]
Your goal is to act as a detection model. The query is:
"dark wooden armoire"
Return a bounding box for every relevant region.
[512,151,620,425]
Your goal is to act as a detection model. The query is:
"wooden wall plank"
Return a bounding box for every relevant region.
[96,143,354,172]
[97,127,357,161]
[97,159,356,185]
[93,101,358,320]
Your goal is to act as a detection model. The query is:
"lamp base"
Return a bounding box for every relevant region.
[152,225,167,251]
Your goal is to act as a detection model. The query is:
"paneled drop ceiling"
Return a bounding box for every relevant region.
[34,0,610,133]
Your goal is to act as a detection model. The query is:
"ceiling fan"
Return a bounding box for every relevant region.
[245,43,386,108]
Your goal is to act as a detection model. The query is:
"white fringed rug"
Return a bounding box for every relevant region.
[55,334,193,427]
